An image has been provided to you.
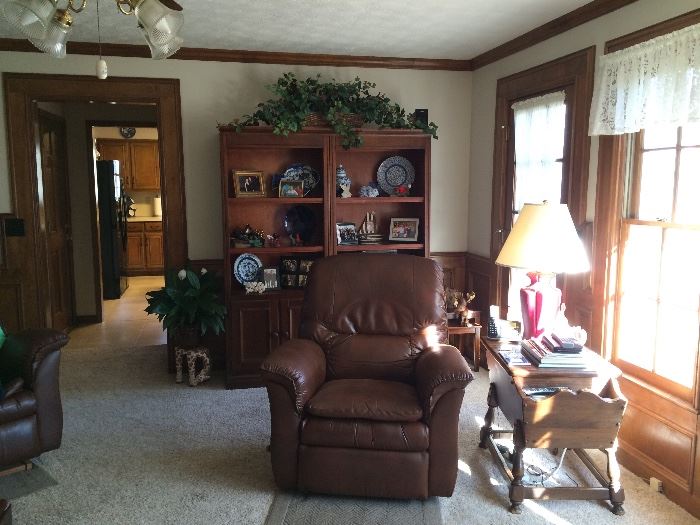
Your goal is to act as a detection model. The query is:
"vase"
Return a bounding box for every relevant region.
[336,164,351,197]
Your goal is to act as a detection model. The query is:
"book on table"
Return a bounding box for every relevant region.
[520,339,589,368]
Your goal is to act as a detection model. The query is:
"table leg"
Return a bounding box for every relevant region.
[605,439,625,515]
[479,383,498,448]
[509,420,526,514]
[472,326,481,372]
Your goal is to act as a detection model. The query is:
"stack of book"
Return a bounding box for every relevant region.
[520,337,588,368]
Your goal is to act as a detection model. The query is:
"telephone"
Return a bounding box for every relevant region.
[487,305,522,341]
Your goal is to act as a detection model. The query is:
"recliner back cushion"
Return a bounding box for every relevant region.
[300,254,447,382]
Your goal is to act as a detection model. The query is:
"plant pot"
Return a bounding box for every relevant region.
[303,112,364,128]
[174,324,200,348]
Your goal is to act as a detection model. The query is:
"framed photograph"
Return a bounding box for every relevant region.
[233,170,265,197]
[260,267,280,291]
[280,256,299,274]
[279,178,304,198]
[298,274,308,288]
[336,222,358,245]
[388,218,420,242]
[282,274,298,288]
[299,259,314,274]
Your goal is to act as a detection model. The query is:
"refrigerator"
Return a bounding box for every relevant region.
[97,160,129,299]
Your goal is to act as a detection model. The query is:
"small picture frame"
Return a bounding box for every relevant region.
[388,218,420,242]
[278,178,304,198]
[282,274,298,288]
[260,267,280,291]
[299,259,314,274]
[298,274,308,288]
[233,170,265,197]
[336,222,358,245]
[280,256,299,274]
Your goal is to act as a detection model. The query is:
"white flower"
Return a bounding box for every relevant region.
[200,268,208,275]
[177,269,187,280]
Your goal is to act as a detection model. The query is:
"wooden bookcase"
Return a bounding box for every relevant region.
[220,127,431,388]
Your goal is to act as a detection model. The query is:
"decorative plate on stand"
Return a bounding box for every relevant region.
[233,253,263,284]
[376,156,415,196]
[283,164,320,196]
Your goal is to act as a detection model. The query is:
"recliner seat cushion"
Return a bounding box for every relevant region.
[301,416,429,451]
[307,379,422,422]
[0,391,37,425]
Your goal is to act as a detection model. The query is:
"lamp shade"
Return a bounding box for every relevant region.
[0,0,56,40]
[495,202,589,274]
[134,0,183,46]
[29,9,71,58]
[139,23,182,59]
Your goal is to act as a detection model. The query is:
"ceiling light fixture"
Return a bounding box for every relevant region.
[0,0,184,60]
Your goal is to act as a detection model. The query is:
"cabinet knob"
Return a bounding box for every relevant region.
[270,330,280,338]
[282,331,290,340]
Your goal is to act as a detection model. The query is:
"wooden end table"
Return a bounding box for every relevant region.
[447,314,481,371]
[478,337,627,515]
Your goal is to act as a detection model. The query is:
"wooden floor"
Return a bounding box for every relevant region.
[67,276,167,349]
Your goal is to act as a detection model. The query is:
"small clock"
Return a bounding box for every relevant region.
[119,127,136,139]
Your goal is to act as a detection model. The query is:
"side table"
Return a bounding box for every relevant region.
[447,317,481,371]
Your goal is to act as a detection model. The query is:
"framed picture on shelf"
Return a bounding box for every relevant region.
[279,179,304,198]
[336,222,358,245]
[298,275,308,287]
[282,274,298,288]
[388,218,420,242]
[233,170,265,197]
[280,256,299,274]
[299,259,314,274]
[260,267,280,291]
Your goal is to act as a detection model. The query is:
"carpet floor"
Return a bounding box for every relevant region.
[1,343,697,525]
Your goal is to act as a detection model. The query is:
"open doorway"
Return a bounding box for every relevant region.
[1,74,186,334]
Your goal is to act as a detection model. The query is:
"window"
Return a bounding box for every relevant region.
[613,123,700,399]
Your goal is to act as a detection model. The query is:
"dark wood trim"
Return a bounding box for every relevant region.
[1,73,186,330]
[73,315,100,325]
[0,38,472,71]
[471,0,638,69]
[491,47,595,316]
[605,8,700,53]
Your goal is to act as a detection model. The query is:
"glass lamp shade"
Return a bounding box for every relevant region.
[134,0,183,46]
[29,15,70,58]
[0,0,57,40]
[140,24,182,59]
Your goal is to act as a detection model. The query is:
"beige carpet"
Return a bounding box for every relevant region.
[0,343,697,525]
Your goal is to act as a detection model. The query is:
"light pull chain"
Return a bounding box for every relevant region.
[95,0,108,79]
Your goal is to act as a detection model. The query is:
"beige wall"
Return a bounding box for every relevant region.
[0,55,472,261]
[467,0,699,257]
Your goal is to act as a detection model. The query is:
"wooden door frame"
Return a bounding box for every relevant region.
[86,119,158,322]
[490,47,595,320]
[2,73,186,329]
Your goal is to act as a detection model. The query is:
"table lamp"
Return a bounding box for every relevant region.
[495,202,589,340]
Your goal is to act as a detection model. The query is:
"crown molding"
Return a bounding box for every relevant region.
[605,8,700,53]
[0,38,472,71]
[470,0,639,70]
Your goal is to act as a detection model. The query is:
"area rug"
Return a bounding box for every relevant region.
[1,343,697,524]
[265,493,442,525]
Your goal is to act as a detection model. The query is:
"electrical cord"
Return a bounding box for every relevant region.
[526,448,569,484]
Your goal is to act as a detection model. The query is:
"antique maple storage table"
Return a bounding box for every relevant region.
[478,338,628,515]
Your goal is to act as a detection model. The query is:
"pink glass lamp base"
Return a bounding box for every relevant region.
[520,272,561,340]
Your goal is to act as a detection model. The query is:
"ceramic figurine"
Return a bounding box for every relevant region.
[340,182,352,199]
[359,212,377,235]
[359,183,380,198]
[336,164,352,197]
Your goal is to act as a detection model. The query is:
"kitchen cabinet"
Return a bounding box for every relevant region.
[96,139,160,191]
[124,221,163,275]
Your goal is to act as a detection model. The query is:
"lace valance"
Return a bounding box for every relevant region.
[589,23,700,136]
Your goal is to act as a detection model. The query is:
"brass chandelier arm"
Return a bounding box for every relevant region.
[116,0,139,15]
[67,0,87,13]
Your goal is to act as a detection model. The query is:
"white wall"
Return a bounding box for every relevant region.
[0,54,472,261]
[467,0,699,257]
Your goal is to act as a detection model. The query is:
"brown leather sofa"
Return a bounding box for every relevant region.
[0,329,68,469]
[0,499,10,525]
[261,254,473,499]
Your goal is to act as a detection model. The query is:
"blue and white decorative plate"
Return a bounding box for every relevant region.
[233,253,262,284]
[376,156,415,196]
[283,164,320,196]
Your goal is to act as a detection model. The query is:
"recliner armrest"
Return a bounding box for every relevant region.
[3,329,69,387]
[415,344,473,418]
[261,339,326,414]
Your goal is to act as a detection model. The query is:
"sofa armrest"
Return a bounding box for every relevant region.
[415,344,473,418]
[2,378,24,400]
[261,339,326,413]
[2,329,69,387]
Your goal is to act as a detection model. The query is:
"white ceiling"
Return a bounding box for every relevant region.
[0,0,593,60]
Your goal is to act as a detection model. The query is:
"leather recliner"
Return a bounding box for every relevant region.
[261,254,473,499]
[0,329,68,468]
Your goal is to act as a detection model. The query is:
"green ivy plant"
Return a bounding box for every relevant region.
[145,267,226,336]
[224,73,439,149]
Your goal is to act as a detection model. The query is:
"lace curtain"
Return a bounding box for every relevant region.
[507,91,567,320]
[589,23,700,135]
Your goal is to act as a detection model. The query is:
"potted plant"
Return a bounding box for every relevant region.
[225,73,439,149]
[145,267,226,346]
